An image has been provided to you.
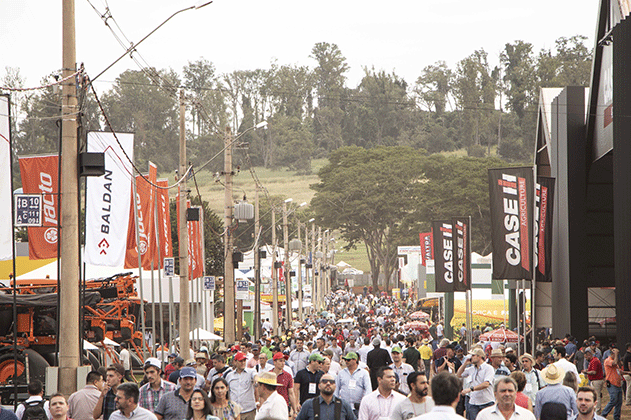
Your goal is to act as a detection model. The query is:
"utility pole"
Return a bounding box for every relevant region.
[297,221,303,322]
[253,188,261,341]
[283,201,290,333]
[311,223,315,312]
[223,127,235,345]
[317,226,322,310]
[271,209,278,334]
[59,0,80,395]
[178,90,190,359]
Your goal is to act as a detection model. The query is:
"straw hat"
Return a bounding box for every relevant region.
[256,372,281,386]
[541,364,565,384]
[490,349,504,358]
[520,353,535,364]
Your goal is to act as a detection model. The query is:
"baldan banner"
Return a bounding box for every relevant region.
[156,179,172,266]
[18,155,59,259]
[488,167,534,280]
[419,231,433,266]
[125,163,157,270]
[535,177,555,282]
[432,220,455,293]
[85,132,134,267]
[452,217,471,291]
[0,95,12,261]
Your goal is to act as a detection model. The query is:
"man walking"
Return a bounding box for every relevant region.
[110,383,157,420]
[225,352,258,420]
[335,352,371,417]
[475,377,535,420]
[582,348,604,414]
[391,372,434,420]
[358,367,406,420]
[534,364,578,420]
[576,386,606,420]
[621,343,631,407]
[49,394,71,420]
[294,353,325,410]
[68,371,104,420]
[601,347,623,420]
[154,367,197,420]
[367,337,392,390]
[255,372,288,420]
[290,338,310,375]
[138,358,176,413]
[391,346,415,395]
[296,374,356,420]
[408,372,464,420]
[94,364,125,420]
[457,348,495,420]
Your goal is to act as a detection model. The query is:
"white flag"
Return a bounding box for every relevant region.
[0,95,13,261]
[85,132,134,266]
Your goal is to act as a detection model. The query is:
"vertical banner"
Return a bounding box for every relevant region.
[18,155,59,259]
[0,95,12,261]
[419,231,434,266]
[488,167,534,280]
[125,163,157,270]
[85,132,134,267]
[452,217,471,291]
[535,177,555,282]
[156,179,172,266]
[432,220,454,293]
[189,209,203,280]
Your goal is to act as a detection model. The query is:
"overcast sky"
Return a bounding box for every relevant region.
[2,0,600,93]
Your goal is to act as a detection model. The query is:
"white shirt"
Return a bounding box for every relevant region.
[358,389,407,420]
[16,396,52,420]
[476,404,536,420]
[255,391,288,420]
[460,363,495,405]
[554,358,581,385]
[120,349,131,370]
[410,405,464,420]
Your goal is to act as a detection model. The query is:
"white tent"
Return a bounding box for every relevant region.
[176,328,222,341]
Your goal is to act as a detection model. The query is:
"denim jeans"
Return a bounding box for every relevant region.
[466,401,494,420]
[602,383,622,420]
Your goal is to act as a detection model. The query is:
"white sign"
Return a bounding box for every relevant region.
[14,194,42,227]
[398,246,422,255]
[236,280,249,300]
[164,257,175,277]
[0,96,12,261]
[204,276,215,291]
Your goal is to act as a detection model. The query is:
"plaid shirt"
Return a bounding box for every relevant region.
[138,379,177,413]
[103,388,117,420]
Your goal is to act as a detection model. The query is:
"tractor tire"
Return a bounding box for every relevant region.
[23,349,49,384]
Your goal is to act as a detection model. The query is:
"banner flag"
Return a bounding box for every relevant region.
[189,208,203,280]
[535,177,555,282]
[18,155,59,259]
[85,132,134,267]
[0,96,12,261]
[488,167,534,280]
[432,220,454,293]
[419,231,433,266]
[125,163,157,270]
[156,179,172,266]
[452,217,471,291]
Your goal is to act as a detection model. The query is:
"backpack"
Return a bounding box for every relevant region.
[21,400,47,420]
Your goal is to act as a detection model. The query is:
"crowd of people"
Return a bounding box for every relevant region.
[7,290,630,420]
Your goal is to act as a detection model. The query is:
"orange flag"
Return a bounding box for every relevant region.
[125,163,157,270]
[155,179,172,267]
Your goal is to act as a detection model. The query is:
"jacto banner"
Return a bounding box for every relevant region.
[535,177,555,282]
[156,179,172,265]
[18,155,59,259]
[432,220,455,293]
[419,231,433,266]
[125,163,157,270]
[85,132,134,267]
[0,95,12,261]
[488,167,534,280]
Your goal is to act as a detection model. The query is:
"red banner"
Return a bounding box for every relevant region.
[19,155,59,259]
[419,231,433,266]
[156,179,172,266]
[125,163,157,270]
[176,194,203,280]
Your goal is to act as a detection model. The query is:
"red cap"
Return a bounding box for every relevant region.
[273,352,285,361]
[234,351,247,361]
[231,345,241,352]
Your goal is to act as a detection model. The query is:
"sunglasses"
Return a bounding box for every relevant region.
[320,379,335,384]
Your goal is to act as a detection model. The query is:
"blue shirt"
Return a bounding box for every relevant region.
[334,367,371,405]
[296,396,356,420]
[534,384,578,420]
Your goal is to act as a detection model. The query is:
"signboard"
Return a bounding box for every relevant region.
[164,257,175,277]
[204,276,215,291]
[236,280,249,300]
[398,246,422,255]
[15,194,42,227]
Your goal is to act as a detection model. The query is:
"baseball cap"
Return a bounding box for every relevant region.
[179,367,197,378]
[108,363,125,377]
[372,337,381,346]
[273,352,285,361]
[309,353,325,362]
[143,357,161,370]
[391,346,402,353]
[168,353,178,358]
[234,351,247,361]
[342,352,358,360]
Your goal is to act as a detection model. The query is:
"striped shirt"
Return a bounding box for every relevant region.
[138,380,176,413]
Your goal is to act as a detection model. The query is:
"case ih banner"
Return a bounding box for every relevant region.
[85,132,134,267]
[419,231,433,266]
[125,163,157,270]
[535,177,555,282]
[0,95,12,261]
[452,217,471,291]
[18,155,59,259]
[488,167,534,280]
[432,220,455,292]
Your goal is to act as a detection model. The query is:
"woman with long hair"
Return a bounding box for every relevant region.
[209,377,241,420]
[186,389,218,420]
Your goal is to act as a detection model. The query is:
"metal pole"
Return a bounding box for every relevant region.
[254,189,261,341]
[168,276,174,352]
[132,176,147,359]
[178,89,190,358]
[223,127,236,345]
[151,261,156,357]
[297,220,303,323]
[154,185,164,361]
[317,227,322,310]
[59,0,80,395]
[283,201,290,333]
[311,224,315,312]
[272,210,278,335]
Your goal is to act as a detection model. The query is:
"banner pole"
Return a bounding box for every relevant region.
[153,183,165,365]
[531,165,537,354]
[151,261,156,357]
[169,276,174,353]
[467,216,473,349]
[132,176,147,360]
